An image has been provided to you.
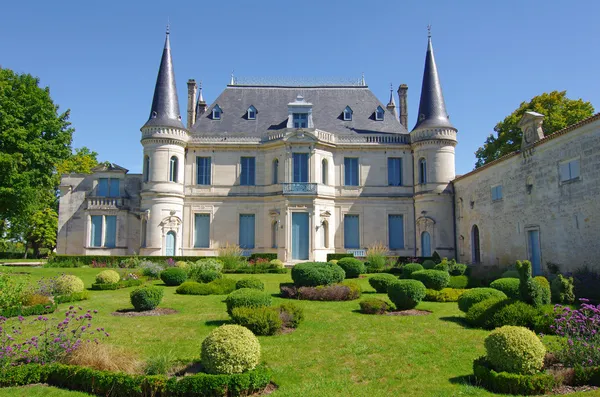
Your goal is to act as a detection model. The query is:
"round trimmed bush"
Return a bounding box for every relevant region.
[225,288,272,315]
[490,278,521,299]
[458,288,507,313]
[359,298,390,314]
[201,324,261,374]
[337,257,366,279]
[410,270,450,291]
[368,273,398,293]
[95,270,120,285]
[448,275,469,289]
[484,300,539,330]
[433,262,449,272]
[160,267,188,286]
[269,259,284,268]
[422,259,436,269]
[387,279,427,310]
[485,326,546,375]
[175,261,189,269]
[466,297,507,327]
[291,262,345,287]
[196,270,222,284]
[402,263,424,278]
[501,270,519,279]
[130,285,164,311]
[230,307,282,336]
[236,277,265,291]
[328,259,338,265]
[54,275,85,295]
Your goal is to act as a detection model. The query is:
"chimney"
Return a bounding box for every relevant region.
[398,84,408,128]
[186,79,197,129]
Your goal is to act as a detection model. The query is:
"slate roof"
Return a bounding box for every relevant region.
[191,86,408,136]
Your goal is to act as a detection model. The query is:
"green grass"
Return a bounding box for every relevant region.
[1,268,600,396]
[0,258,46,263]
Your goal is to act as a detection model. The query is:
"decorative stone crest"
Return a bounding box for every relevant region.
[518,111,545,152]
[159,214,182,236]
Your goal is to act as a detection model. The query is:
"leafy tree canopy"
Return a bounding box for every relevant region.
[56,146,99,175]
[25,207,58,256]
[474,91,595,168]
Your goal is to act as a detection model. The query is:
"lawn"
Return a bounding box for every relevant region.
[1,267,599,397]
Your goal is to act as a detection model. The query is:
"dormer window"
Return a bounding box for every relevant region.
[247,105,257,120]
[293,113,308,128]
[375,106,385,121]
[343,106,353,121]
[212,104,222,120]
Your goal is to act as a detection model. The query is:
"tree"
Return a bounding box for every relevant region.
[24,207,58,257]
[56,146,99,175]
[0,67,74,241]
[474,91,594,168]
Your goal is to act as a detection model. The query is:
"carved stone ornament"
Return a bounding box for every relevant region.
[416,216,435,237]
[320,210,331,218]
[160,215,182,235]
[269,209,280,217]
[518,111,545,151]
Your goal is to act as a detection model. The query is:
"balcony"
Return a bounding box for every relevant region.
[282,183,317,195]
[87,197,129,210]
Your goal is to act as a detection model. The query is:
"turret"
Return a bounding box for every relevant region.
[386,83,397,119]
[139,28,187,256]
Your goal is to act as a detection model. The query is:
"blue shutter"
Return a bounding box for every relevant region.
[98,178,108,196]
[293,153,308,183]
[421,232,431,257]
[109,179,120,197]
[197,157,211,185]
[388,215,404,249]
[195,214,210,248]
[344,214,360,248]
[104,216,117,248]
[272,159,278,184]
[344,158,358,186]
[388,158,402,186]
[90,216,102,247]
[239,214,255,249]
[241,157,256,186]
[292,213,309,260]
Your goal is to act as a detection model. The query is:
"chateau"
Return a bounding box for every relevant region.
[57,31,600,273]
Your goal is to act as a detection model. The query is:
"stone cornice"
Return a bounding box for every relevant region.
[141,126,189,145]
[410,127,457,144]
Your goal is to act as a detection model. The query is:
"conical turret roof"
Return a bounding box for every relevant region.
[142,31,184,130]
[412,36,454,131]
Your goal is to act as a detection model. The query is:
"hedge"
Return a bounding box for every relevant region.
[248,253,278,261]
[46,255,210,267]
[326,254,434,264]
[223,267,287,274]
[326,253,354,261]
[91,279,144,290]
[54,291,90,304]
[473,357,557,395]
[0,363,272,397]
[0,303,57,318]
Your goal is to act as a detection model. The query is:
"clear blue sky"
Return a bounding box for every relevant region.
[2,0,599,176]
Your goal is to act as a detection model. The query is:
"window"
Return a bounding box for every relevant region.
[98,178,119,197]
[375,106,384,121]
[141,219,147,248]
[293,153,309,183]
[321,159,328,185]
[343,106,353,121]
[418,158,427,184]
[272,159,279,184]
[344,214,360,249]
[169,156,178,182]
[421,231,431,257]
[90,215,116,248]
[247,106,256,120]
[194,214,210,248]
[271,221,278,248]
[387,158,402,186]
[212,105,222,120]
[239,214,255,249]
[559,158,580,182]
[322,220,329,248]
[344,157,359,186]
[143,155,150,183]
[472,225,481,264]
[491,185,503,201]
[388,215,404,249]
[240,157,256,186]
[293,113,308,128]
[197,157,211,185]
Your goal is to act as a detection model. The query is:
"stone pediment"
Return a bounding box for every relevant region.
[92,162,129,174]
[283,130,318,143]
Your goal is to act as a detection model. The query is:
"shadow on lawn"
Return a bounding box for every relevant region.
[449,374,477,386]
[204,319,230,327]
[439,316,471,328]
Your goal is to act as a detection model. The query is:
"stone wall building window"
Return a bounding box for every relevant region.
[418,158,427,184]
[240,157,256,186]
[239,214,255,249]
[491,185,503,201]
[344,158,359,186]
[388,158,402,186]
[143,155,150,182]
[471,225,481,264]
[197,157,211,185]
[194,214,210,248]
[344,214,360,248]
[388,215,404,249]
[559,158,580,182]
[272,159,279,184]
[98,178,119,197]
[169,156,178,182]
[90,215,116,248]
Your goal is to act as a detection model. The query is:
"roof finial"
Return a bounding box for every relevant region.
[230,70,235,85]
[427,24,431,38]
[198,81,204,102]
[166,17,170,35]
[361,72,365,86]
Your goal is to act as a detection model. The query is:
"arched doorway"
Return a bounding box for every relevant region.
[421,231,431,257]
[166,231,176,256]
[471,225,480,264]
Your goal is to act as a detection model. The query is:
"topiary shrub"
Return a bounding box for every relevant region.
[473,356,558,395]
[422,260,436,269]
[533,276,551,305]
[501,270,520,279]
[160,267,188,286]
[328,259,338,265]
[516,260,547,307]
[209,278,237,294]
[295,282,361,301]
[201,324,261,374]
[448,275,469,289]
[278,302,304,328]
[130,285,164,311]
[176,281,209,295]
[551,274,575,304]
[424,288,466,302]
[54,275,85,295]
[484,326,546,375]
[466,297,508,327]
[194,258,224,273]
[225,288,272,315]
[482,300,540,330]
[269,259,284,268]
[230,307,283,336]
[410,270,450,290]
[387,279,426,310]
[458,288,507,313]
[95,270,120,285]
[291,262,345,287]
[195,270,222,284]
[337,257,366,278]
[402,263,424,278]
[449,262,468,276]
[433,259,449,272]
[236,277,264,291]
[175,261,188,269]
[490,278,521,299]
[359,298,390,314]
[368,273,398,293]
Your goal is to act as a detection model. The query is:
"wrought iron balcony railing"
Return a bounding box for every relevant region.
[282,183,317,195]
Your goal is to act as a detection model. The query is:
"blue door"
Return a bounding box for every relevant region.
[528,230,541,275]
[292,213,309,260]
[166,231,176,256]
[421,231,431,257]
